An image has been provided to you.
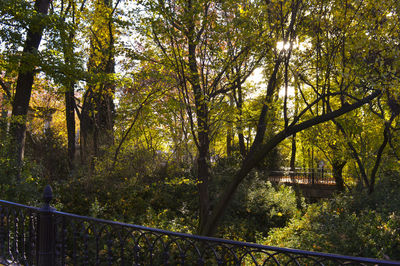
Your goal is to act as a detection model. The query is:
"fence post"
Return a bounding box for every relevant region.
[38,185,55,266]
[321,168,324,183]
[312,168,315,185]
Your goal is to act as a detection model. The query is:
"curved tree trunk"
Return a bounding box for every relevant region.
[201,90,380,236]
[332,159,346,192]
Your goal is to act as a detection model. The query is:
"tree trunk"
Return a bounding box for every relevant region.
[334,120,370,188]
[332,159,346,191]
[65,88,76,169]
[226,128,233,157]
[289,133,303,208]
[190,54,211,234]
[187,0,211,234]
[201,90,380,236]
[1,93,8,134]
[61,26,77,171]
[368,117,394,193]
[199,56,282,236]
[290,134,296,171]
[236,81,246,157]
[80,0,115,164]
[226,95,234,157]
[10,0,51,175]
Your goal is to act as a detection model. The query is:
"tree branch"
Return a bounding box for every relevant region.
[202,89,380,236]
[0,78,12,99]
[111,89,159,170]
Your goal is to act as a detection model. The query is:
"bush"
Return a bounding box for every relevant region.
[56,150,199,232]
[0,132,43,204]
[211,156,303,241]
[266,171,400,260]
[25,129,70,181]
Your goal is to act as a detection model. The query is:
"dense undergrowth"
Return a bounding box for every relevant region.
[266,171,400,260]
[1,133,399,260]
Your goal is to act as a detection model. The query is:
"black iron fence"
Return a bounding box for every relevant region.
[1,186,399,265]
[269,168,335,185]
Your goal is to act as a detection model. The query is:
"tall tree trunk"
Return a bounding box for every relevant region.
[65,88,76,169]
[289,133,303,209]
[226,128,233,157]
[334,120,370,188]
[290,82,299,172]
[226,95,233,157]
[236,82,246,157]
[186,0,211,234]
[61,24,77,171]
[231,69,246,157]
[10,0,51,176]
[199,56,283,236]
[80,0,115,165]
[190,49,211,234]
[368,117,394,193]
[1,93,9,134]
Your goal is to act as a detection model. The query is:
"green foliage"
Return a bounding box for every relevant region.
[266,171,400,260]
[25,129,70,181]
[0,128,43,204]
[1,0,400,258]
[0,0,32,51]
[55,148,298,241]
[56,148,199,232]
[211,155,302,241]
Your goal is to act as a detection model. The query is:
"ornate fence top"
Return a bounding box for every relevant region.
[1,185,399,265]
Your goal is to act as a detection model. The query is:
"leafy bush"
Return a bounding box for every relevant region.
[56,149,199,232]
[25,129,70,181]
[266,171,400,260]
[55,149,299,241]
[0,131,43,204]
[211,156,303,241]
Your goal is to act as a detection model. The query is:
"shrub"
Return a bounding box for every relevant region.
[211,156,303,241]
[56,150,199,232]
[266,171,400,260]
[0,133,43,204]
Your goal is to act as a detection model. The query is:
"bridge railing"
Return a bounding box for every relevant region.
[1,186,399,265]
[269,168,336,185]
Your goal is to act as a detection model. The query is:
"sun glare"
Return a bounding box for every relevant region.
[276,39,311,52]
[277,41,291,51]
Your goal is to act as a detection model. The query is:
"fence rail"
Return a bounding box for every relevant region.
[1,185,399,265]
[268,169,336,185]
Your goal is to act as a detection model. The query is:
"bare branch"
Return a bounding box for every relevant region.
[111,88,161,170]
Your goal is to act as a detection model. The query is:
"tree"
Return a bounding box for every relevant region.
[134,0,385,236]
[327,0,400,193]
[137,0,273,233]
[80,0,119,165]
[301,121,348,191]
[200,0,386,236]
[1,0,397,240]
[9,0,51,175]
[56,0,87,170]
[334,91,400,193]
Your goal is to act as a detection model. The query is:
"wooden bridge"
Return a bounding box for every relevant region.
[267,169,337,200]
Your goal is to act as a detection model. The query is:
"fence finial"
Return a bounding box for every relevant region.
[42,185,53,210]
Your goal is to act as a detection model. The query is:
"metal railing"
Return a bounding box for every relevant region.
[269,168,336,185]
[1,186,399,265]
